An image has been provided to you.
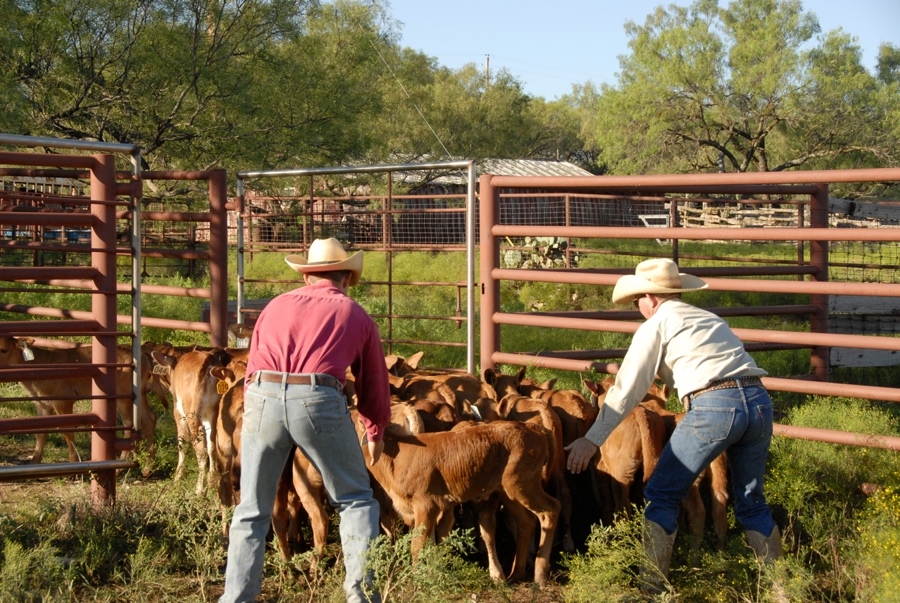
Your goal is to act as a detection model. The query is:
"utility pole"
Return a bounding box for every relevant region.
[485,54,490,88]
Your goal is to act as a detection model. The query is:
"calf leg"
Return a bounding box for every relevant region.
[31,401,79,464]
[502,499,538,583]
[192,425,209,496]
[272,459,298,560]
[473,497,505,582]
[411,506,440,561]
[290,451,330,559]
[680,483,706,565]
[708,453,729,550]
[435,503,457,542]
[201,403,220,492]
[553,471,576,552]
[505,487,560,585]
[173,404,189,482]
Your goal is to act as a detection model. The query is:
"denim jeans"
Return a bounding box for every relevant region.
[220,372,381,603]
[644,383,777,537]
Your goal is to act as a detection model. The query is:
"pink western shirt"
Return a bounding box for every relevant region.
[245,279,391,442]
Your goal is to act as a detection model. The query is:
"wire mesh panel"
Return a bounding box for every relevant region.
[0,176,94,268]
[235,162,476,370]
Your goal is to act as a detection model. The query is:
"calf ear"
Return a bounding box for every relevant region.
[539,378,557,390]
[384,354,400,372]
[483,367,497,386]
[406,351,424,369]
[151,350,176,369]
[210,366,235,383]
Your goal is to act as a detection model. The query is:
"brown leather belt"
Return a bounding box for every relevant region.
[250,371,342,391]
[681,376,764,408]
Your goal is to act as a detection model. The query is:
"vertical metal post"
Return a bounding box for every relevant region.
[90,154,118,507]
[809,184,830,380]
[306,175,314,245]
[479,174,499,373]
[670,198,679,263]
[236,178,246,325]
[386,172,393,354]
[797,203,806,281]
[466,161,476,373]
[208,169,229,347]
[564,193,572,268]
[129,150,142,451]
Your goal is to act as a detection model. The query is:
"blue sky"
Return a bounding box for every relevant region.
[380,0,900,101]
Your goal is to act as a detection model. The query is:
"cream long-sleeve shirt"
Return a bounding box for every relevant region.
[584,298,767,447]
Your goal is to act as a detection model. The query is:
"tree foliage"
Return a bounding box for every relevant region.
[1,0,895,176]
[0,0,591,173]
[586,0,898,174]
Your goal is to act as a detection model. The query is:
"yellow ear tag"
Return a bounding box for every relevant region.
[217,380,229,395]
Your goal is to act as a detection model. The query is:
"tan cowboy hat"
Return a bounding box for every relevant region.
[285,237,364,286]
[611,258,707,304]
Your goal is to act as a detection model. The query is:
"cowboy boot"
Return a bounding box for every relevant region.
[640,519,676,595]
[745,525,783,564]
[746,526,789,603]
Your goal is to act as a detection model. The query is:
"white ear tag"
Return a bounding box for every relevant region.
[21,343,35,362]
[152,364,169,375]
[236,337,249,349]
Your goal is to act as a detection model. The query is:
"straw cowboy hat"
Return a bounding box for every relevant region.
[285,237,364,286]
[611,258,707,304]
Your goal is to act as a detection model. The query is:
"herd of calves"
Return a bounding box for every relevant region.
[0,333,728,585]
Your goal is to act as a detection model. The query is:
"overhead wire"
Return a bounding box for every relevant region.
[350,14,454,161]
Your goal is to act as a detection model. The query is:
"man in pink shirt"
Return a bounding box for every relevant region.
[221,238,391,603]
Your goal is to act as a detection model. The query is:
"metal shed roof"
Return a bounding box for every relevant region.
[478,158,593,177]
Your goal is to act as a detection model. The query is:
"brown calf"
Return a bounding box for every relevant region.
[358,419,560,584]
[151,347,232,495]
[0,336,155,472]
[492,393,575,553]
[583,378,667,523]
[587,377,729,553]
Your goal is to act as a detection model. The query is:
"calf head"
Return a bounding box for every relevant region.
[0,336,36,364]
[482,365,526,397]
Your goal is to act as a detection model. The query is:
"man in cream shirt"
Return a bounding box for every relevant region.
[566,258,782,595]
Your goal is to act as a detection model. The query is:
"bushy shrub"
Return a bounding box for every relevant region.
[563,515,643,602]
[850,475,900,602]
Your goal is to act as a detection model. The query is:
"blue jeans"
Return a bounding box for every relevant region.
[644,383,777,537]
[220,373,381,603]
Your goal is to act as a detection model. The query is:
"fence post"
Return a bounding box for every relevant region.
[385,172,394,354]
[208,169,229,347]
[479,175,499,373]
[809,183,830,380]
[90,153,118,508]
